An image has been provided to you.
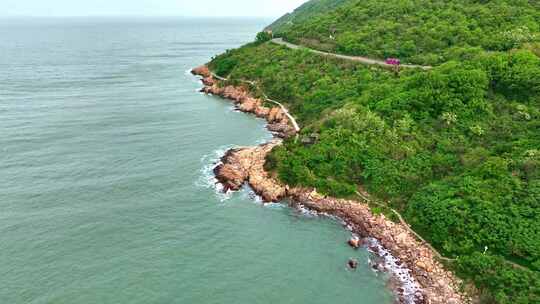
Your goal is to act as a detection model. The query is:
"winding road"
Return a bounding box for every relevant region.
[211,38,432,132]
[271,38,432,70]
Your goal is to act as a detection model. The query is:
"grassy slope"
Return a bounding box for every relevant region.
[208,1,540,303]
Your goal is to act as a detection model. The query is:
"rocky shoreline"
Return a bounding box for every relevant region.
[192,65,470,304]
[192,65,297,139]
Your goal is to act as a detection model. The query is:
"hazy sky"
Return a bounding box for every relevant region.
[1,0,308,17]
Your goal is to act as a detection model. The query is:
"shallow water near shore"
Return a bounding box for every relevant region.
[0,17,394,304]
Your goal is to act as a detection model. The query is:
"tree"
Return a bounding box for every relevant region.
[255,31,273,44]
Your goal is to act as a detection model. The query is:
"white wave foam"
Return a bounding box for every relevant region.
[184,68,198,78]
[365,238,423,304]
[238,185,264,204]
[295,203,344,223]
[263,202,286,210]
[185,68,204,84]
[195,145,236,202]
[238,185,287,211]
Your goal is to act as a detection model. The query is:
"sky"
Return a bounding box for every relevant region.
[1,0,308,17]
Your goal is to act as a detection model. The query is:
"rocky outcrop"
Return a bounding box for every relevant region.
[191,65,211,78]
[214,141,287,202]
[348,237,360,249]
[192,65,296,138]
[192,65,469,304]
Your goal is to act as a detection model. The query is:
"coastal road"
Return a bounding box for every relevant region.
[271,38,432,70]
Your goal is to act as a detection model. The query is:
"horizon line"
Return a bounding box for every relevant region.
[0,14,279,19]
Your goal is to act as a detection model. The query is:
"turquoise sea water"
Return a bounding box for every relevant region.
[0,17,394,304]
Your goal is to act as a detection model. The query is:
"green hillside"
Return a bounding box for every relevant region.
[272,0,540,65]
[266,0,347,34]
[208,1,540,303]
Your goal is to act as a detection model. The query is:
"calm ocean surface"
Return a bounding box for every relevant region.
[0,17,393,304]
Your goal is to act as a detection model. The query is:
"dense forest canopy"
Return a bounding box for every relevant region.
[270,0,540,65]
[208,0,540,303]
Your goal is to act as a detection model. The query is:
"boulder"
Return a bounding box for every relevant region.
[348,237,360,249]
[212,142,287,202]
[191,65,211,77]
[238,97,258,112]
[202,76,215,86]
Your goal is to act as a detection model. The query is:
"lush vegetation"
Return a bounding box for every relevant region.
[255,31,273,44]
[266,0,348,33]
[271,0,540,65]
[210,41,539,304]
[208,1,540,302]
[456,253,540,304]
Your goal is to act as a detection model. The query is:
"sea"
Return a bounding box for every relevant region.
[0,17,394,304]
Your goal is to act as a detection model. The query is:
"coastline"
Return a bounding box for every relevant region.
[192,65,470,304]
